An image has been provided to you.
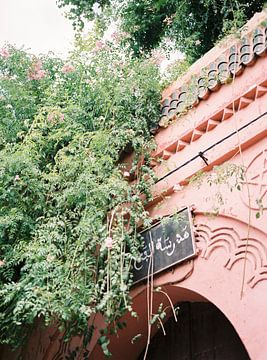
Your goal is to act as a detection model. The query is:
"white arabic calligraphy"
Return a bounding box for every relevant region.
[155,236,176,257]
[134,225,191,272]
[133,241,153,270]
[176,229,189,244]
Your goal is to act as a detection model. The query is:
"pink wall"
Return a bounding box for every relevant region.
[90,22,267,359]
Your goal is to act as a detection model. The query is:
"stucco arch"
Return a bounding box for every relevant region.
[90,211,267,359]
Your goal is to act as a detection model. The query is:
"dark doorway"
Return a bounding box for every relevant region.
[139,302,250,360]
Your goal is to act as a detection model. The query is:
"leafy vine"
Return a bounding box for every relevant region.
[0,36,162,355]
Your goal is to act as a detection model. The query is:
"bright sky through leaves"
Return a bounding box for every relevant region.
[0,0,74,57]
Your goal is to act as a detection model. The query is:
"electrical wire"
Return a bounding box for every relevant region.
[156,111,267,184]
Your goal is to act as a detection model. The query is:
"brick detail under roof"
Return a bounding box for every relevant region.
[154,79,267,160]
[159,25,267,128]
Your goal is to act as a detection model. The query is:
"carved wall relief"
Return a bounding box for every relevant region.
[195,222,267,288]
[241,148,267,210]
[154,79,267,160]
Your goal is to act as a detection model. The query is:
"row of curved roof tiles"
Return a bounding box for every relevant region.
[160,25,267,128]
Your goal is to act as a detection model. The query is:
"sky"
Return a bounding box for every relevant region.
[0,0,182,70]
[0,0,74,57]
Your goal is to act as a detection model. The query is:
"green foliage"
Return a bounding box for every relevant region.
[57,0,265,62]
[160,58,190,91]
[189,164,245,216]
[0,41,162,351]
[189,164,245,191]
[57,0,109,29]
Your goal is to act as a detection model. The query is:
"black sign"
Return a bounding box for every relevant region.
[133,207,196,284]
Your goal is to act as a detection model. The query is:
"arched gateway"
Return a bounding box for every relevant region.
[140,302,249,360]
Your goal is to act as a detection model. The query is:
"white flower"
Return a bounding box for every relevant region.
[173,183,183,192]
[46,254,55,262]
[123,171,130,178]
[105,237,113,249]
[80,305,92,316]
[92,2,102,16]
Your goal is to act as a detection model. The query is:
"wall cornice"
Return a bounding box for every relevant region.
[159,13,267,132]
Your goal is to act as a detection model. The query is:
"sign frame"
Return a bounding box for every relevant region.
[132,207,196,284]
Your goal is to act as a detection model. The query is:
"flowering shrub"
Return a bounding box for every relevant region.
[28,60,46,80]
[61,63,75,73]
[0,47,10,58]
[0,40,161,353]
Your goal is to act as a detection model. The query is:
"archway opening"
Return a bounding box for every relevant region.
[139,302,249,360]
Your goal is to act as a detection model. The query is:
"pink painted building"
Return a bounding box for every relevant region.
[2,10,267,360]
[90,11,267,360]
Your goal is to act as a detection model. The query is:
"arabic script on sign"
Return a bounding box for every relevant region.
[132,208,196,283]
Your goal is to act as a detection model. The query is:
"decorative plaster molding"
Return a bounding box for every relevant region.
[159,24,267,128]
[195,223,267,288]
[153,78,267,160]
[241,148,267,210]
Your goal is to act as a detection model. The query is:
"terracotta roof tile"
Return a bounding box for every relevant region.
[159,11,267,130]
